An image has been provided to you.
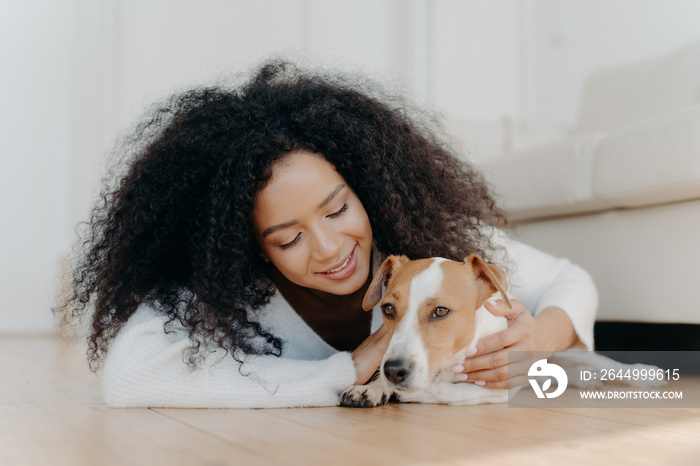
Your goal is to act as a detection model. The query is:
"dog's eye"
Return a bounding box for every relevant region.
[432,307,451,319]
[382,303,396,319]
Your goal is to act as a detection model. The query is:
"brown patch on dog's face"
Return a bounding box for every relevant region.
[375,258,434,340]
[416,260,480,377]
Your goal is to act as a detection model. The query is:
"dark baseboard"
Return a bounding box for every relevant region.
[594,322,700,351]
[594,322,700,374]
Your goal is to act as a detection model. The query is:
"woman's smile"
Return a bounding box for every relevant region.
[317,244,358,279]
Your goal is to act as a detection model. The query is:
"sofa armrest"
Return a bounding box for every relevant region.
[592,104,700,208]
[480,133,607,221]
[482,105,700,222]
[577,39,700,133]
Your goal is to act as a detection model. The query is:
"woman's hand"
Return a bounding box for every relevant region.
[451,299,539,389]
[451,300,579,389]
[352,325,389,385]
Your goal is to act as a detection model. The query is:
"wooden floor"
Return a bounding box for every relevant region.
[2,336,700,466]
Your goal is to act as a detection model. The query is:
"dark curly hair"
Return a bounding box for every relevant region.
[61,60,509,371]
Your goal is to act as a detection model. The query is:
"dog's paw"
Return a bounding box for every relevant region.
[339,384,389,408]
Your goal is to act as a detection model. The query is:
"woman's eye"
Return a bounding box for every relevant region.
[280,233,301,250]
[327,203,348,218]
[382,303,396,319]
[432,307,450,319]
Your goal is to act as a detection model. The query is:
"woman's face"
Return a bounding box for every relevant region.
[252,150,374,296]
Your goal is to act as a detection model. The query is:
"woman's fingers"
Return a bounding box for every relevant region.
[460,347,509,373]
[457,357,534,387]
[470,375,531,390]
[476,299,535,354]
[473,326,520,355]
[483,299,519,317]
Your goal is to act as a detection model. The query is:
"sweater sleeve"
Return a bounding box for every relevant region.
[101,305,357,408]
[491,229,598,350]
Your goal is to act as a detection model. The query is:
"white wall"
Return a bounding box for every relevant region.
[3,0,700,332]
[0,0,75,332]
[429,0,521,120]
[523,0,700,123]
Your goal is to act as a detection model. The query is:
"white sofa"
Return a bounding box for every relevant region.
[475,40,700,325]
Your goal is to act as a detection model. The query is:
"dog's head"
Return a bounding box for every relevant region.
[362,254,511,392]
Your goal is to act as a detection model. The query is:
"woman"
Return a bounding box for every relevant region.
[64,61,597,408]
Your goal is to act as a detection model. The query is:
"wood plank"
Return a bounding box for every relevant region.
[154,407,398,465]
[56,405,269,466]
[1,403,121,466]
[266,398,700,464]
[3,335,700,466]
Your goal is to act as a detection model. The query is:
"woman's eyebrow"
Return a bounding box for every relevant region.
[261,219,298,238]
[261,183,346,238]
[317,183,346,209]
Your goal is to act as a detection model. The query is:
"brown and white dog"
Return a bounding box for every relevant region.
[339,254,663,408]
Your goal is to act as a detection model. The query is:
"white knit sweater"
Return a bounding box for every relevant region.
[101,230,598,408]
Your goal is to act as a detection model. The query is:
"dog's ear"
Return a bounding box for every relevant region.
[362,255,409,311]
[464,254,512,309]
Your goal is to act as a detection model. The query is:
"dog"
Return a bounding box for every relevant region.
[339,254,664,408]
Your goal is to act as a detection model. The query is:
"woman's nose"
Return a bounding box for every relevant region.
[310,223,344,262]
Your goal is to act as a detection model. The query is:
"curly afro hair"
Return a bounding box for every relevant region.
[62,60,509,371]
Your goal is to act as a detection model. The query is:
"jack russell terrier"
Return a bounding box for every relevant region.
[339,254,663,408]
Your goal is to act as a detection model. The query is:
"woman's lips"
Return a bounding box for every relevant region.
[318,245,358,280]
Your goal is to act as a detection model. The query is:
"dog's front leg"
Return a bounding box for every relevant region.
[339,371,392,408]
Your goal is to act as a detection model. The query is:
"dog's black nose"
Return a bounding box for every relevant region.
[384,359,412,385]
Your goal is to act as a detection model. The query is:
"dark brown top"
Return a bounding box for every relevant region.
[268,266,373,352]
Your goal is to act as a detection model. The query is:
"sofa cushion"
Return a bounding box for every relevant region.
[592,105,700,207]
[577,40,700,133]
[480,133,606,221]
